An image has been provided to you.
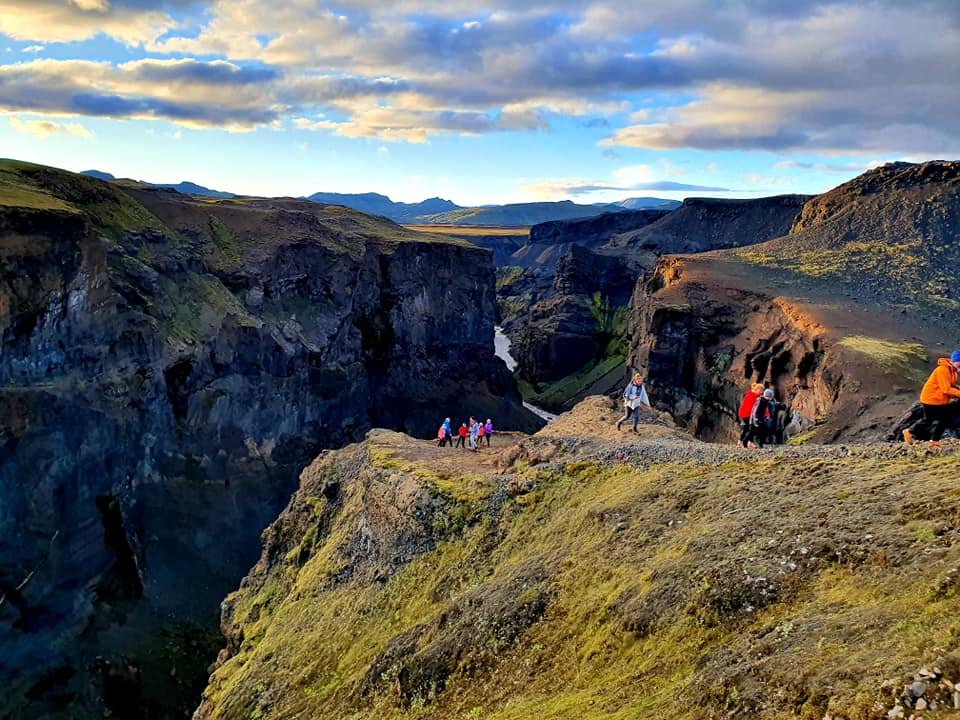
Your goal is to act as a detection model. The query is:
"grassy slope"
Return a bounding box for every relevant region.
[0,158,172,238]
[199,401,960,720]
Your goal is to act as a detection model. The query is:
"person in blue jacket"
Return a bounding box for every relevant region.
[616,373,651,432]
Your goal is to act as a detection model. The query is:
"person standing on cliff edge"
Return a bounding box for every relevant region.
[904,350,960,446]
[616,373,651,433]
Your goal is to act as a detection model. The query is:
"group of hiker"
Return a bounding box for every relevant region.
[735,383,794,448]
[437,350,960,449]
[436,417,494,451]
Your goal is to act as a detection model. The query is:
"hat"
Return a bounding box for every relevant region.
[951,350,960,363]
[763,389,775,399]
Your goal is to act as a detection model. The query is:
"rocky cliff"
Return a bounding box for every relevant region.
[499,198,806,411]
[194,398,960,720]
[0,160,538,719]
[626,162,960,443]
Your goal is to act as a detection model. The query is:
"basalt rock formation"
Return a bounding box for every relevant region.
[628,161,960,442]
[499,197,806,410]
[194,397,960,720]
[0,160,538,719]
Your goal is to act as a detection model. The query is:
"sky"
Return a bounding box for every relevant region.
[0,1,958,206]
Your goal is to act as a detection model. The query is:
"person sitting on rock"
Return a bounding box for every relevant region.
[737,383,764,448]
[456,422,467,449]
[616,373,651,433]
[905,350,960,446]
[750,388,777,448]
[484,418,493,447]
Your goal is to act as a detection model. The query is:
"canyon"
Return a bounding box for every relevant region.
[0,160,538,719]
[3,158,960,720]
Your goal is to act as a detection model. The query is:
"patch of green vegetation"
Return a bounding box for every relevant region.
[519,354,625,410]
[0,158,173,239]
[837,335,929,382]
[160,272,260,345]
[208,215,243,272]
[495,266,525,292]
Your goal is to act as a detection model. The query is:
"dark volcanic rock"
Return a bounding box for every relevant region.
[0,162,539,719]
[501,197,806,393]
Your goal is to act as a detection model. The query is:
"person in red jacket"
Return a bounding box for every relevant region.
[737,383,764,448]
[906,351,960,445]
[456,422,468,449]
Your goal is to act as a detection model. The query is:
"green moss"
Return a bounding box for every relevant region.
[519,354,625,410]
[208,215,243,272]
[201,443,960,720]
[837,335,928,382]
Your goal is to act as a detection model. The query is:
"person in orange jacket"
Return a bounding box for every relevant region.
[906,350,960,445]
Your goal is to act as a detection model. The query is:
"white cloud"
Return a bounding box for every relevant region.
[9,116,93,139]
[21,45,44,53]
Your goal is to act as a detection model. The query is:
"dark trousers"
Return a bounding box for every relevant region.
[485,434,491,447]
[456,435,465,448]
[739,419,753,445]
[617,406,641,430]
[922,403,959,441]
[753,422,773,448]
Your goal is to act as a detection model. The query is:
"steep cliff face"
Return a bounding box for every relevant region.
[499,198,807,410]
[626,161,960,443]
[0,161,538,719]
[194,398,960,720]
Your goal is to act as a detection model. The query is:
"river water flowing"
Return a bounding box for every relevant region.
[494,326,557,423]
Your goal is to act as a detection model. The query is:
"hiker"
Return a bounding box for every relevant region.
[477,419,486,447]
[436,424,446,447]
[737,383,764,448]
[484,418,493,447]
[904,350,960,446]
[443,417,453,447]
[468,417,479,451]
[456,422,467,449]
[615,373,650,433]
[751,388,777,448]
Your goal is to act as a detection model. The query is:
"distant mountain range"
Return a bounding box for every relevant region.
[81,170,235,198]
[81,170,681,225]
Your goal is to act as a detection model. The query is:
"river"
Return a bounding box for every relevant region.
[494,326,557,423]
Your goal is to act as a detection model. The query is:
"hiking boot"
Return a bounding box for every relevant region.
[747,442,757,449]
[736,441,744,448]
[902,429,913,445]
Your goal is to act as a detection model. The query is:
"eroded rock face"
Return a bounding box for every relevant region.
[628,259,835,441]
[499,198,807,394]
[0,171,538,718]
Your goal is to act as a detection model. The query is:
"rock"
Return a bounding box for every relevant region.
[915,698,927,711]
[911,681,927,698]
[887,704,905,719]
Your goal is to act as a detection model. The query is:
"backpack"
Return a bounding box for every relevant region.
[437,427,445,440]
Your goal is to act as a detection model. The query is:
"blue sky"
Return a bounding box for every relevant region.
[1,1,957,205]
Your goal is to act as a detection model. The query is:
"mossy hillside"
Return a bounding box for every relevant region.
[0,158,173,239]
[199,431,960,720]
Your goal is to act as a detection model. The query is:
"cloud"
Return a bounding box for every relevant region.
[9,116,93,139]
[0,0,180,45]
[1,0,958,154]
[21,45,44,53]
[521,174,729,199]
[0,58,282,130]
